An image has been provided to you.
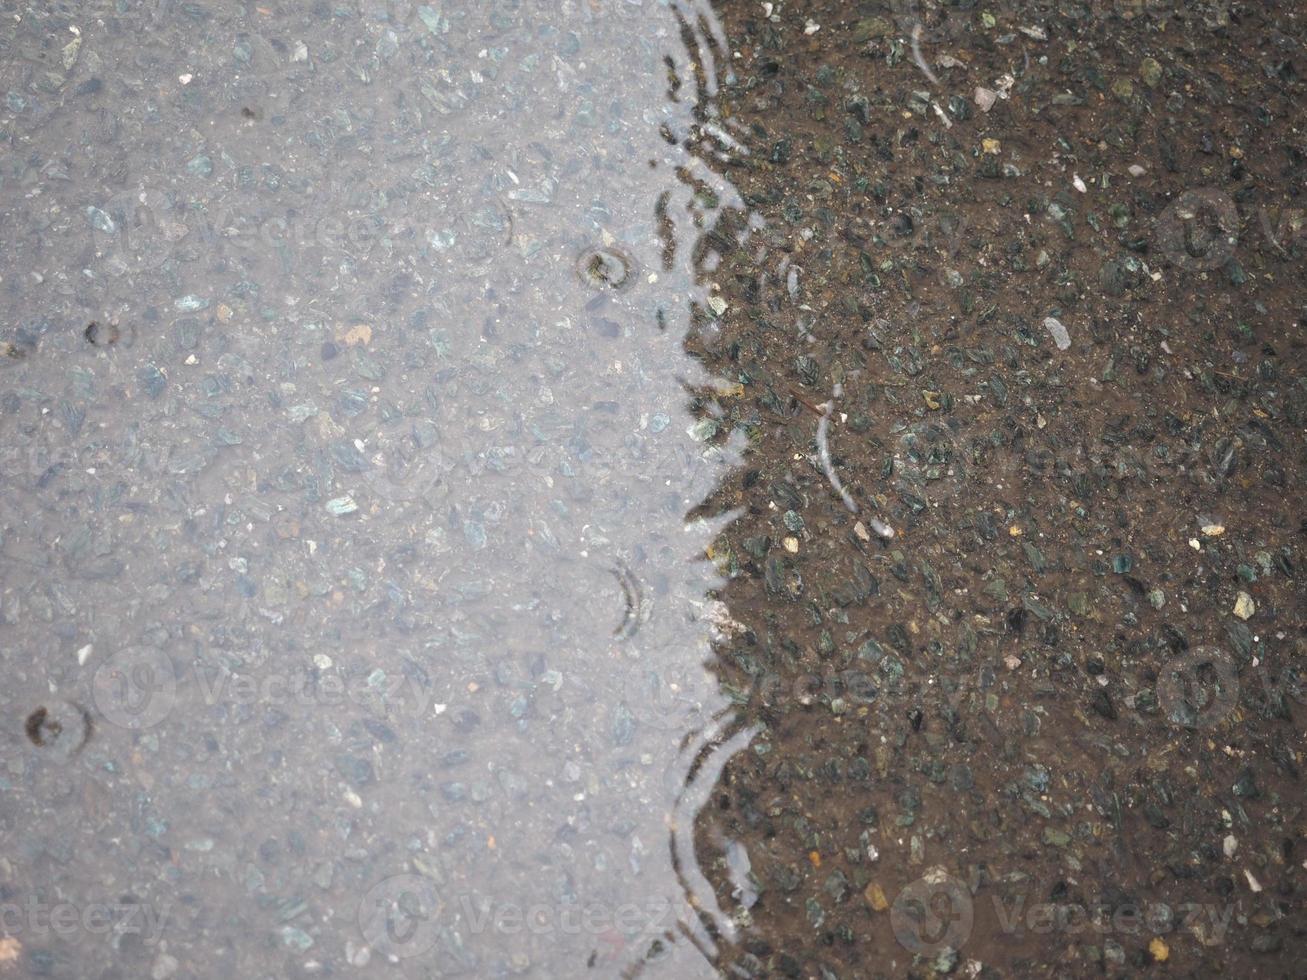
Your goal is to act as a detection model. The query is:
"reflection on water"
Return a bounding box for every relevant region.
[0,1,758,976]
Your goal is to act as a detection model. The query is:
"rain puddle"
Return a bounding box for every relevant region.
[1,1,760,976]
[7,1,1306,977]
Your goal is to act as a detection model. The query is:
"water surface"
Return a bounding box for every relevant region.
[1,1,757,976]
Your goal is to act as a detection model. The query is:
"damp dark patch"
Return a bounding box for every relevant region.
[24,707,51,746]
[85,321,121,346]
[577,246,636,291]
[25,702,92,758]
[611,562,645,639]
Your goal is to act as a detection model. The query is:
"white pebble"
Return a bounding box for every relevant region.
[1042,316,1071,351]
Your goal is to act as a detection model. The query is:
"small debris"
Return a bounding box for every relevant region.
[974,87,998,112]
[151,952,180,980]
[342,323,373,347]
[87,206,116,234]
[84,321,120,346]
[910,23,939,87]
[62,33,82,71]
[815,388,858,514]
[24,702,92,758]
[1149,938,1169,963]
[866,518,895,540]
[577,246,635,291]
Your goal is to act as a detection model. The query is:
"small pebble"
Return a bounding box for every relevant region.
[151,953,179,980]
[1233,592,1255,620]
[1042,316,1071,350]
[326,496,358,516]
